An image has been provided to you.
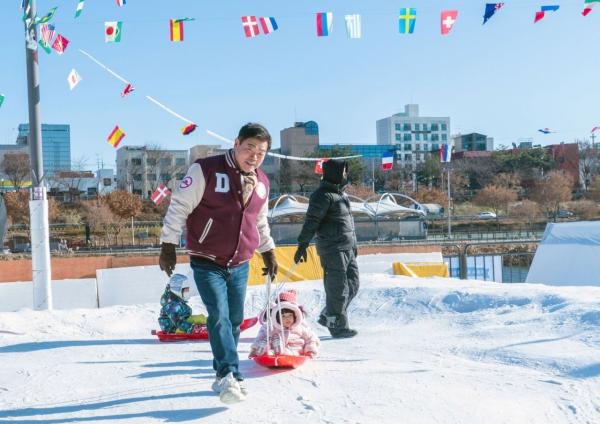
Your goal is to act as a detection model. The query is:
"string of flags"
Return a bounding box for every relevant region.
[483,3,504,24]
[534,5,560,23]
[440,144,452,163]
[381,152,394,171]
[67,69,82,90]
[107,125,125,148]
[151,183,171,205]
[105,21,122,43]
[0,94,4,109]
[538,128,557,134]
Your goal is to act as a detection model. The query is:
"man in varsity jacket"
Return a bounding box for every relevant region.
[159,123,278,404]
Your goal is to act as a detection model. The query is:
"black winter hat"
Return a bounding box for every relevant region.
[322,160,347,185]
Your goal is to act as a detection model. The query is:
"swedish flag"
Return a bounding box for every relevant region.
[399,8,416,34]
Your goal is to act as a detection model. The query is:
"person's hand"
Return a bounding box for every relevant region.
[294,243,308,264]
[261,249,278,280]
[248,348,257,358]
[159,242,177,276]
[305,351,316,359]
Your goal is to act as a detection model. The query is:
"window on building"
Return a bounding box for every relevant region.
[415,133,421,141]
[422,123,428,131]
[405,154,412,161]
[133,174,142,181]
[160,173,170,181]
[395,134,402,141]
[160,158,171,167]
[102,178,111,187]
[176,173,186,180]
[131,158,142,166]
[415,144,421,151]
[431,123,439,131]
[423,133,429,141]
[442,134,447,141]
[403,133,412,141]
[395,124,401,131]
[441,123,447,131]
[147,174,157,181]
[432,144,439,151]
[175,158,186,166]
[146,158,157,166]
[403,123,411,131]
[431,134,439,141]
[414,123,420,131]
[404,144,412,151]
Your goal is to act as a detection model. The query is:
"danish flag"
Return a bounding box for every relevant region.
[151,184,171,205]
[242,16,259,38]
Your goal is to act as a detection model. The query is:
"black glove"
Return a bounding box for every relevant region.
[294,243,308,264]
[261,249,278,280]
[159,242,177,276]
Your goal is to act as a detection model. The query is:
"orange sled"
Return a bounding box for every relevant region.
[152,317,258,342]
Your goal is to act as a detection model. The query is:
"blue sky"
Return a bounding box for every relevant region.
[0,1,599,169]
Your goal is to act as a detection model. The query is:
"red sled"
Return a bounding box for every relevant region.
[152,317,258,342]
[253,353,309,369]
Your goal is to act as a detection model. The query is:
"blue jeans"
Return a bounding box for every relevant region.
[190,257,249,379]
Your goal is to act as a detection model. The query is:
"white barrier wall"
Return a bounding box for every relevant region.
[0,279,98,312]
[357,252,443,274]
[96,264,197,307]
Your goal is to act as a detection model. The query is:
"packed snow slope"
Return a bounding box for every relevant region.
[0,274,599,423]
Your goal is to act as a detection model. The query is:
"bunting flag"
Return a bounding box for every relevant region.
[116,0,126,6]
[344,14,362,39]
[441,10,458,35]
[483,3,504,24]
[583,0,600,16]
[107,126,125,148]
[67,69,82,90]
[440,144,452,163]
[51,34,69,55]
[121,83,135,97]
[181,123,198,135]
[534,5,560,23]
[259,17,278,35]
[151,184,171,205]
[75,0,85,18]
[170,19,184,42]
[591,126,599,133]
[399,8,417,34]
[40,23,55,45]
[35,7,57,24]
[316,12,333,37]
[241,16,259,38]
[538,128,556,134]
[38,39,52,54]
[382,151,394,170]
[0,94,4,109]
[105,21,123,43]
[314,158,330,174]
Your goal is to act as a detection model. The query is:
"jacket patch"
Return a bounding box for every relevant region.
[180,176,193,189]
[215,173,230,193]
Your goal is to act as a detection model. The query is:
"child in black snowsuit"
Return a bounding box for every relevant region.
[158,274,207,334]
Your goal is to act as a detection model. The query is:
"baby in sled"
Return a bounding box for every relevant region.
[158,274,207,334]
[250,289,319,358]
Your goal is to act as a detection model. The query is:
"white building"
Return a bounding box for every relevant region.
[116,146,189,198]
[376,104,450,165]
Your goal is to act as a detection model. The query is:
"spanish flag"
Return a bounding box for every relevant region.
[170,19,184,42]
[107,126,125,148]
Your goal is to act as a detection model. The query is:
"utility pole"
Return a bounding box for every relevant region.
[371,157,375,193]
[447,166,452,239]
[24,0,52,310]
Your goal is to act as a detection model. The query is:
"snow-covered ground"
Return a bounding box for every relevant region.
[0,272,599,423]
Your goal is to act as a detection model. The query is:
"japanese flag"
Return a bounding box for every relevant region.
[67,69,82,90]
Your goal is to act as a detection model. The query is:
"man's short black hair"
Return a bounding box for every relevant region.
[238,123,272,150]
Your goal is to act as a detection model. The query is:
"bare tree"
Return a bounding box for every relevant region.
[2,153,30,191]
[578,140,600,191]
[530,170,573,221]
[474,185,518,219]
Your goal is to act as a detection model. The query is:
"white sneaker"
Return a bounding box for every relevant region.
[211,377,222,393]
[218,372,246,404]
[212,376,247,396]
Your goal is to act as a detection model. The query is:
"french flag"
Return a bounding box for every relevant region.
[316,12,333,37]
[381,151,394,171]
[440,143,452,163]
[116,0,125,6]
[259,17,278,35]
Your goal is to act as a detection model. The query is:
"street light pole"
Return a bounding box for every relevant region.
[24,0,53,310]
[447,166,452,239]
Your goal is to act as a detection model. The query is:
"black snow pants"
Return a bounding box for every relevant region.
[319,248,360,330]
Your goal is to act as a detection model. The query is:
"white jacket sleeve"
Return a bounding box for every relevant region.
[256,191,275,253]
[160,163,205,245]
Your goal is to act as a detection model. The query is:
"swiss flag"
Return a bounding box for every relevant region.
[314,158,330,175]
[242,16,259,38]
[151,183,171,205]
[441,10,458,35]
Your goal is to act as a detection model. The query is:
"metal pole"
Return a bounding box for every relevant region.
[447,167,452,239]
[131,216,134,245]
[371,157,375,193]
[25,0,53,310]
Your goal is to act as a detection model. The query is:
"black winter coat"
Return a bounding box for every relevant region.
[297,175,357,254]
